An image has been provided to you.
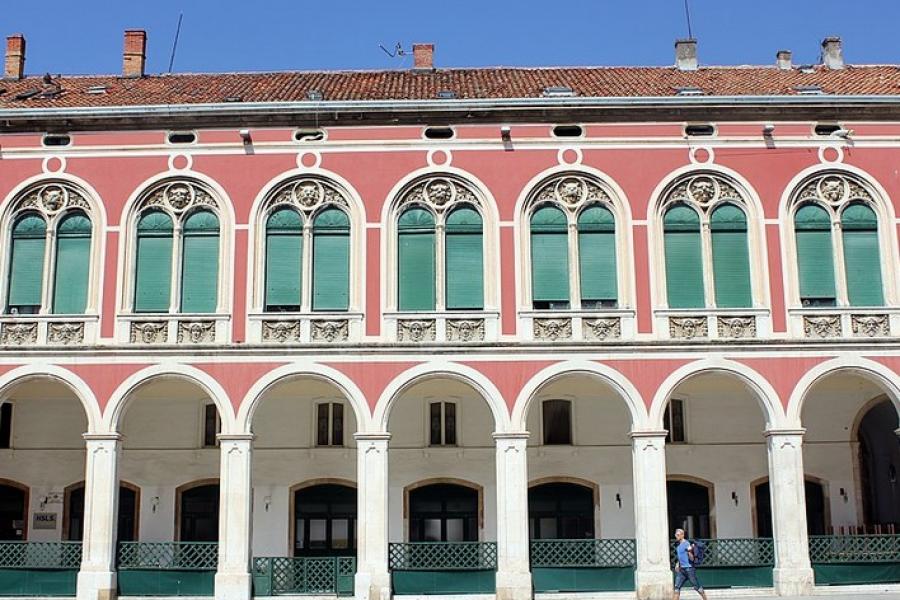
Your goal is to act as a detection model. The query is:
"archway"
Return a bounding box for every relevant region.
[176,481,219,542]
[407,482,480,542]
[63,482,139,541]
[667,479,713,539]
[753,478,828,537]
[857,398,900,530]
[292,483,356,556]
[529,482,595,540]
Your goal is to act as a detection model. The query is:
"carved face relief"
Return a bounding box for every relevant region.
[557,178,584,205]
[688,177,716,204]
[40,186,66,212]
[295,182,322,208]
[425,179,453,206]
[165,184,194,210]
[818,177,846,204]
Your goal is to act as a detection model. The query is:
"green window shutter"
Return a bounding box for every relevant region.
[445,206,484,310]
[530,206,570,306]
[180,210,220,313]
[663,204,705,308]
[841,203,884,306]
[134,211,174,313]
[397,208,436,311]
[794,204,836,306]
[577,205,617,307]
[265,208,303,311]
[52,212,92,314]
[710,203,752,308]
[313,208,350,311]
[7,214,47,313]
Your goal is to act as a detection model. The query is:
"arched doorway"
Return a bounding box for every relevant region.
[0,481,27,540]
[753,478,828,536]
[408,483,479,542]
[857,399,900,530]
[293,483,356,556]
[177,482,219,542]
[528,482,594,540]
[667,479,712,539]
[64,482,139,541]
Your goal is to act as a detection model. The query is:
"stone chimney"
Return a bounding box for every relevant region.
[413,43,434,71]
[821,36,844,70]
[776,50,792,70]
[5,34,25,80]
[123,29,147,78]
[675,39,698,71]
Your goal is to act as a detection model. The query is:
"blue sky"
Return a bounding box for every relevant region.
[6,1,898,75]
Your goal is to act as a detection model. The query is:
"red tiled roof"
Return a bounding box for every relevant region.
[1,65,899,109]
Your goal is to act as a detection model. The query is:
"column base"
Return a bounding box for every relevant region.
[355,570,391,600]
[76,570,117,600]
[773,566,814,596]
[635,567,673,600]
[495,570,532,600]
[215,571,252,600]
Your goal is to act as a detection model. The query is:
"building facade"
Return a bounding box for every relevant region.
[0,31,898,600]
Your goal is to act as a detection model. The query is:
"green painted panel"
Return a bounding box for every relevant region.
[313,209,350,311]
[842,204,883,306]
[134,212,174,313]
[53,214,91,314]
[664,205,704,308]
[117,569,215,596]
[679,567,773,589]
[391,570,496,595]
[813,563,900,585]
[180,211,220,313]
[398,208,436,311]
[795,204,836,305]
[7,214,47,311]
[446,211,484,310]
[265,230,302,310]
[0,568,78,596]
[532,567,634,592]
[531,206,569,304]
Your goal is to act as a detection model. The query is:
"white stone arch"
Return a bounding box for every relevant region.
[510,359,647,432]
[786,356,900,426]
[513,165,635,312]
[102,363,236,434]
[246,167,366,315]
[646,164,770,312]
[380,166,501,313]
[778,165,899,309]
[0,363,101,433]
[115,170,236,319]
[236,362,371,434]
[648,358,785,431]
[0,174,108,315]
[374,361,510,434]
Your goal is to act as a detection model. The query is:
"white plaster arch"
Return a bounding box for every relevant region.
[786,355,900,425]
[102,363,236,434]
[648,358,785,431]
[374,361,510,434]
[236,362,371,434]
[0,363,101,433]
[510,359,647,432]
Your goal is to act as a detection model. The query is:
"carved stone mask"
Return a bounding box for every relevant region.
[426,180,453,206]
[40,187,65,212]
[167,185,192,209]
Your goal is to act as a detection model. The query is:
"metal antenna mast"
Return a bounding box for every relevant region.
[683,0,694,39]
[168,12,184,73]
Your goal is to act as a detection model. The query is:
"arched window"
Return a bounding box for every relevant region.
[663,205,704,309]
[841,203,883,306]
[0,482,27,540]
[134,211,174,312]
[53,212,92,314]
[181,210,220,313]
[313,208,351,311]
[294,484,356,556]
[7,214,47,315]
[178,483,219,542]
[408,483,478,542]
[667,480,711,539]
[445,207,484,310]
[529,482,594,540]
[398,207,436,311]
[710,204,751,308]
[530,206,569,310]
[794,204,836,307]
[264,208,303,312]
[577,205,617,308]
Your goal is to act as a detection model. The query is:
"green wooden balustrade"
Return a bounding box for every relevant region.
[530,539,635,592]
[389,542,496,595]
[810,534,900,586]
[116,542,217,597]
[0,542,81,596]
[252,556,355,596]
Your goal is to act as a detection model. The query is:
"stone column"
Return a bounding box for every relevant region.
[215,434,254,600]
[494,432,532,600]
[77,434,122,600]
[766,429,814,596]
[355,433,391,600]
[631,431,672,600]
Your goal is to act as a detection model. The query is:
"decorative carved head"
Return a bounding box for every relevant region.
[689,177,716,204]
[425,179,453,206]
[165,184,193,210]
[296,182,321,207]
[558,178,584,205]
[40,186,66,212]
[819,177,845,204]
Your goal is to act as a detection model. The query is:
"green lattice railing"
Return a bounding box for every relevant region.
[0,542,82,569]
[809,535,900,564]
[117,542,218,570]
[388,542,497,571]
[253,556,355,595]
[670,538,774,567]
[530,539,636,568]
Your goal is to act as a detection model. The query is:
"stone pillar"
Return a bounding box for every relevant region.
[77,434,122,600]
[355,433,391,600]
[766,429,814,596]
[215,434,254,600]
[494,432,532,600]
[631,431,672,600]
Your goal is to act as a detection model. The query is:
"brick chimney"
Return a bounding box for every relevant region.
[5,34,25,80]
[821,36,844,70]
[413,43,434,71]
[675,39,698,71]
[776,50,792,70]
[123,29,147,78]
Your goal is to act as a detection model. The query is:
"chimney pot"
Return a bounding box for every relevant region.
[821,36,844,70]
[776,50,793,70]
[123,29,147,78]
[413,43,434,71]
[5,34,25,80]
[675,38,698,71]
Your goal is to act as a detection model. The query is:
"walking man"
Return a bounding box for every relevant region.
[673,528,708,600]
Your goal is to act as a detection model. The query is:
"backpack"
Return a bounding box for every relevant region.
[690,540,706,566]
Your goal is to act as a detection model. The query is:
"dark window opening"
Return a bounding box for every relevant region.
[532,300,571,311]
[429,402,457,446]
[664,399,686,444]
[66,484,138,542]
[814,123,841,136]
[294,484,356,556]
[542,399,572,445]
[203,404,220,448]
[167,131,197,144]
[529,483,594,540]
[0,483,26,540]
[179,484,219,542]
[684,124,715,137]
[667,480,711,539]
[409,484,478,542]
[294,129,325,142]
[581,299,618,309]
[316,402,345,447]
[754,479,829,536]
[42,134,71,147]
[423,127,454,140]
[552,125,583,138]
[0,403,11,449]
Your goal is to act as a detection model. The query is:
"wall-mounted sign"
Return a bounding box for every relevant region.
[33,512,57,530]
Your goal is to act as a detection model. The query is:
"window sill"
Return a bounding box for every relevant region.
[384,310,500,343]
[787,306,899,339]
[247,312,364,344]
[117,313,230,345]
[0,314,99,347]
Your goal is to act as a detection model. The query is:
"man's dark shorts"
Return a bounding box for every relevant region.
[674,566,704,592]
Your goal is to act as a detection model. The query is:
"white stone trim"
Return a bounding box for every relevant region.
[0,363,101,432]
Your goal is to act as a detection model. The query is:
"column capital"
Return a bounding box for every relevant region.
[217,433,255,443]
[765,428,806,439]
[629,429,668,440]
[492,431,530,441]
[354,432,392,442]
[82,433,123,442]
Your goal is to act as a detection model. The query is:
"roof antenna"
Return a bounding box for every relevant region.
[683,0,695,39]
[167,12,184,73]
[379,43,410,58]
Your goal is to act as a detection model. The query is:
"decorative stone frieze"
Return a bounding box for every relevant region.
[669,317,708,340]
[446,319,485,342]
[142,180,217,213]
[583,317,621,340]
[795,172,874,207]
[533,318,572,341]
[311,320,349,343]
[662,173,744,212]
[0,322,38,345]
[15,181,91,216]
[803,315,841,339]
[531,173,611,213]
[177,321,215,344]
[130,321,168,344]
[717,316,756,339]
[261,320,301,343]
[397,176,479,213]
[397,319,436,342]
[47,322,85,345]
[851,314,889,338]
[263,175,350,215]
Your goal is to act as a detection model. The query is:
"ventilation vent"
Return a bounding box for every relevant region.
[684,123,715,137]
[676,86,704,96]
[306,90,324,101]
[436,90,457,99]
[543,86,576,98]
[294,128,325,142]
[814,123,841,136]
[223,95,243,103]
[794,85,824,95]
[552,124,583,138]
[167,131,197,144]
[423,126,455,140]
[86,85,108,95]
[42,133,71,147]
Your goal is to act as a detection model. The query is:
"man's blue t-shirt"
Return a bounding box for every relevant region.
[676,540,693,568]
